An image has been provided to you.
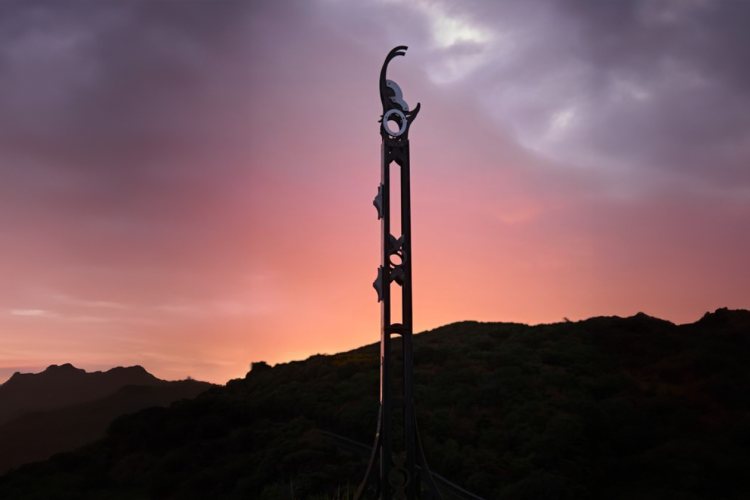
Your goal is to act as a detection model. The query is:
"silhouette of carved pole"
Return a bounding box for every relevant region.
[356,46,443,500]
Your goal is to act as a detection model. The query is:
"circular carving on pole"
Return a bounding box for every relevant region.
[379,46,421,141]
[389,252,403,267]
[383,109,407,137]
[388,467,410,488]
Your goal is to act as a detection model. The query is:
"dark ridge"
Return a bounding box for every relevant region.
[1,308,748,499]
[0,364,163,424]
[44,363,80,372]
[696,307,750,326]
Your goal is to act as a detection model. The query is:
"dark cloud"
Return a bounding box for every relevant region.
[551,0,750,185]
[424,0,750,191]
[0,1,252,189]
[0,1,264,309]
[6,0,745,201]
[557,0,750,91]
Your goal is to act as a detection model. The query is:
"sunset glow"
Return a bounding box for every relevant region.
[1,1,748,384]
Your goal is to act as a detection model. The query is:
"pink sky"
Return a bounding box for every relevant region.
[1,1,749,384]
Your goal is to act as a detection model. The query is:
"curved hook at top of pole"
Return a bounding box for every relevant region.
[379,46,408,88]
[379,46,421,140]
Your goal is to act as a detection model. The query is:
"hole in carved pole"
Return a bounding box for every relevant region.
[388,464,409,488]
[389,252,403,267]
[389,160,401,238]
[383,109,407,137]
[390,280,403,326]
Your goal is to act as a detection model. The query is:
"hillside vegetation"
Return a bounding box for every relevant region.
[1,308,749,499]
[0,380,213,474]
[0,364,213,473]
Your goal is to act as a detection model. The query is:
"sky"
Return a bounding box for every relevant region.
[1,0,749,385]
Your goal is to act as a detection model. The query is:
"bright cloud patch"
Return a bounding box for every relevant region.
[10,309,54,317]
[429,10,492,48]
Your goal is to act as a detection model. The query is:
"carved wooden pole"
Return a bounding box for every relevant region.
[356,45,443,500]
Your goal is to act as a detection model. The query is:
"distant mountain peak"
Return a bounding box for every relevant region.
[109,365,148,373]
[625,311,663,321]
[44,363,84,373]
[0,363,164,425]
[697,307,750,327]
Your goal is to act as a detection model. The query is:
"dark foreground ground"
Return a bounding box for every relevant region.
[1,308,749,500]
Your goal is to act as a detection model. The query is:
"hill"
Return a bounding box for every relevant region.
[1,308,749,499]
[0,363,162,423]
[0,364,213,473]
